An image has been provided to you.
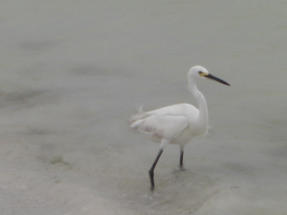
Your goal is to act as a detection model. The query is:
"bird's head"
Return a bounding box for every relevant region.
[188,65,230,86]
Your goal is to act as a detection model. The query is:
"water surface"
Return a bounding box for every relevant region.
[0,0,286,214]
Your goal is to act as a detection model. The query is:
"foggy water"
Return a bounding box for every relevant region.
[0,0,287,214]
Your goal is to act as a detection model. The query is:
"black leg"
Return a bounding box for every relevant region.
[149,149,163,191]
[180,148,184,169]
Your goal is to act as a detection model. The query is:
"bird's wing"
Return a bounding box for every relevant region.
[131,114,189,140]
[130,103,198,123]
[147,103,198,119]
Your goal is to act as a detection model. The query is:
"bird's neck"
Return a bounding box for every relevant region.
[188,78,208,128]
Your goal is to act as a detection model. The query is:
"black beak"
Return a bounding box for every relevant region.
[205,74,230,86]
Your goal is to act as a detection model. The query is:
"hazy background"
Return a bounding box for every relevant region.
[0,0,286,214]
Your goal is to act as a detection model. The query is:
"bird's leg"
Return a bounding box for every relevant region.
[149,149,163,191]
[179,145,184,170]
[149,140,166,191]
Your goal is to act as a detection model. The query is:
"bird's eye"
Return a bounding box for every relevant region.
[198,71,206,77]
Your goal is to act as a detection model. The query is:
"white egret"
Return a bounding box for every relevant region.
[130,65,230,190]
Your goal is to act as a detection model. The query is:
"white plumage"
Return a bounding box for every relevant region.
[129,65,230,190]
[130,103,199,143]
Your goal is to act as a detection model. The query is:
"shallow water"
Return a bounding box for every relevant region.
[0,0,287,214]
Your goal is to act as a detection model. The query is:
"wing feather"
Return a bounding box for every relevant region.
[130,103,199,140]
[131,114,188,140]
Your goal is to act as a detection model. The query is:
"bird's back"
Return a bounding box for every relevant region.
[130,103,199,142]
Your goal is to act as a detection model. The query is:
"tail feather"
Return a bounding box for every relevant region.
[129,106,149,128]
[130,119,144,129]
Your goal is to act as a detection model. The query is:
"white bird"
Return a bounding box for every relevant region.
[130,65,230,190]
